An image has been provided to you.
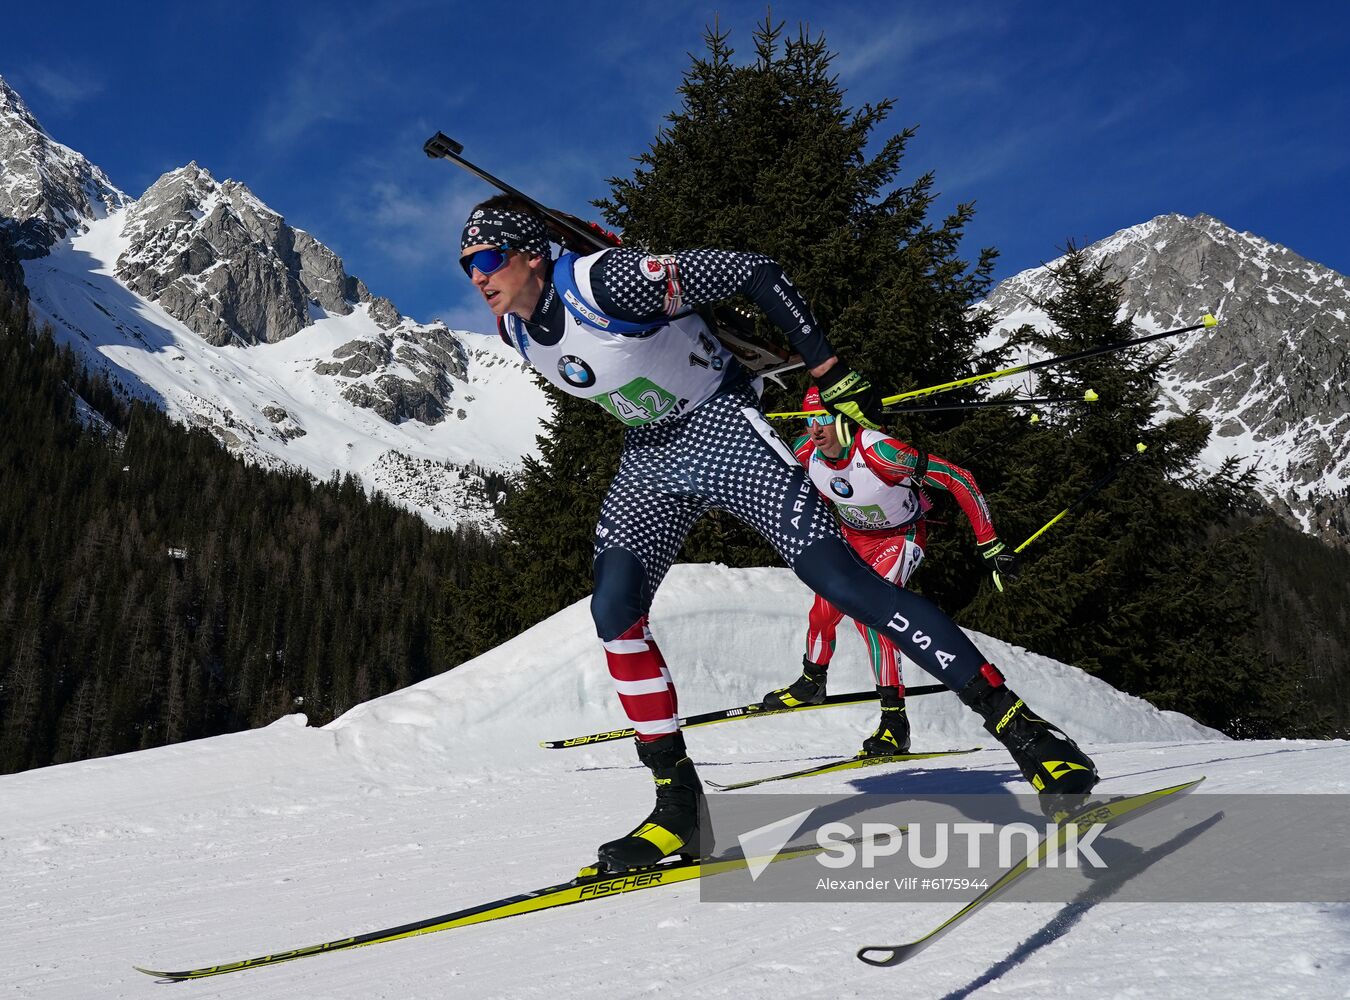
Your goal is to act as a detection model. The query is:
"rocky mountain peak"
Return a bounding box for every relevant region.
[1,74,43,130]
[117,161,369,346]
[112,160,468,426]
[0,73,129,258]
[985,212,1350,550]
[7,74,545,527]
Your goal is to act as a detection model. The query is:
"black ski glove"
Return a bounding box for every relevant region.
[817,365,883,446]
[979,539,1020,593]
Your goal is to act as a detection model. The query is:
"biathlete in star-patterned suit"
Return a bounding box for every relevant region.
[763,387,1015,759]
[457,194,1097,875]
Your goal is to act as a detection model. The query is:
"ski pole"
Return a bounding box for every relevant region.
[1013,443,1148,555]
[881,389,1098,416]
[767,315,1217,419]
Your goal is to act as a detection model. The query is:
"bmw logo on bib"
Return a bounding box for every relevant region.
[830,476,854,498]
[559,355,596,388]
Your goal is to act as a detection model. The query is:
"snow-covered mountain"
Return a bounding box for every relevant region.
[983,212,1350,550]
[2,564,1345,999]
[0,74,547,530]
[9,65,1346,543]
[0,77,127,257]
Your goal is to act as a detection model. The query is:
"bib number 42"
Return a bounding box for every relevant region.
[599,378,679,426]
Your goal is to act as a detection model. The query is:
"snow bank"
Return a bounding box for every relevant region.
[327,564,1223,771]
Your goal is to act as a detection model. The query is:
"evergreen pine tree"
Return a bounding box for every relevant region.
[456,17,1001,655]
[960,247,1324,736]
[599,19,996,562]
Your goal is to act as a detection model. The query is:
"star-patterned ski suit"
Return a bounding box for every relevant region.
[497,247,995,739]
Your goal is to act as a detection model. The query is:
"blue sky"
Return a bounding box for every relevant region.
[3,2,1347,335]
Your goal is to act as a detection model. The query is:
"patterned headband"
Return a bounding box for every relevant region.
[460,207,551,257]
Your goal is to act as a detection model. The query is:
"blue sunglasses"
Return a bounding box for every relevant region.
[460,247,512,279]
[807,413,835,427]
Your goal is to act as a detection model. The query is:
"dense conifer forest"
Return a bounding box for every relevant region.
[0,253,498,772]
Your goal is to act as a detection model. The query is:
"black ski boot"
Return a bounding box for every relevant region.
[762,657,828,709]
[593,732,704,873]
[958,664,1098,811]
[858,685,911,757]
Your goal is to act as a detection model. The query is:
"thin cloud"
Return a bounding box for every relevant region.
[829,7,1002,83]
[20,65,104,114]
[255,24,358,149]
[254,0,443,150]
[359,177,474,271]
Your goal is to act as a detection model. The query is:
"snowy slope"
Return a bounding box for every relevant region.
[20,209,548,531]
[2,564,1346,1000]
[0,76,128,257]
[5,70,549,532]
